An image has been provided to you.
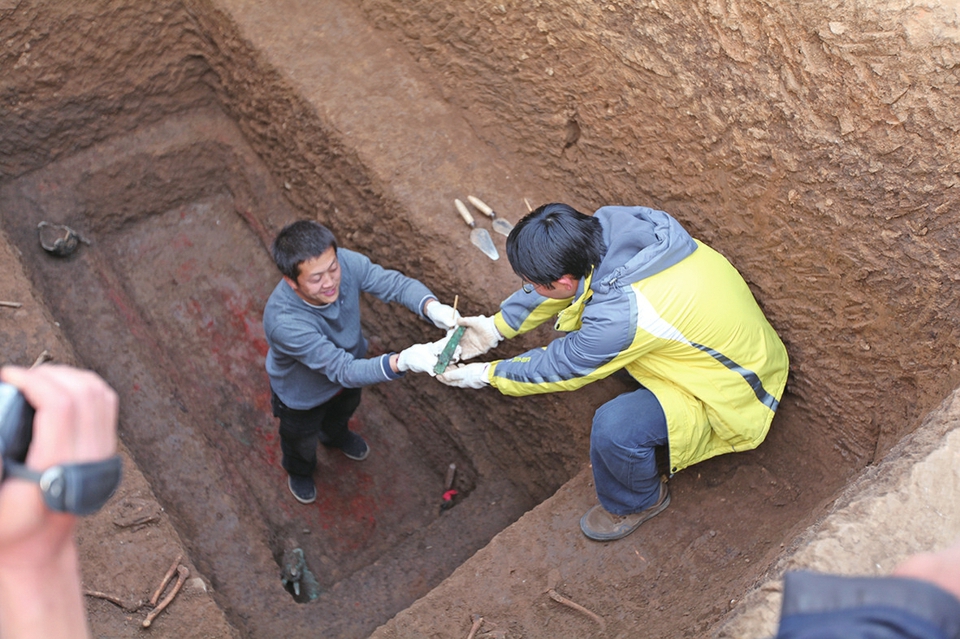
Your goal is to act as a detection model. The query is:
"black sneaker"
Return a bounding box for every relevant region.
[338,432,369,461]
[288,474,316,504]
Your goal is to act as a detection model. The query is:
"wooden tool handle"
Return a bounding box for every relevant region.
[455,199,475,226]
[467,195,494,217]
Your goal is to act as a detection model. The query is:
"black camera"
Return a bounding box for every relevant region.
[0,382,33,466]
[0,380,122,515]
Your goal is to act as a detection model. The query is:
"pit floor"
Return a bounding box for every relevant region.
[0,106,538,638]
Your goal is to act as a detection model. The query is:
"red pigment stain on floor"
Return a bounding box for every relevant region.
[313,471,379,552]
[254,425,281,467]
[175,257,198,283]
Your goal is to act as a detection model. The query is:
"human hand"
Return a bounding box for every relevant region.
[397,343,441,375]
[398,334,464,376]
[0,364,119,639]
[457,315,503,360]
[0,365,118,559]
[893,537,960,603]
[424,300,461,330]
[437,362,491,389]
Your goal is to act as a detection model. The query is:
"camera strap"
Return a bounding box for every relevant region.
[3,455,122,516]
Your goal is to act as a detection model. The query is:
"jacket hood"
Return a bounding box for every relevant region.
[591,206,697,295]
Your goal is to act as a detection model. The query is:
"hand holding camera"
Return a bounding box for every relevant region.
[0,365,122,639]
[0,367,122,517]
[0,382,33,469]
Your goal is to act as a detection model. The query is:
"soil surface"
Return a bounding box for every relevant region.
[0,93,823,639]
[2,1,960,638]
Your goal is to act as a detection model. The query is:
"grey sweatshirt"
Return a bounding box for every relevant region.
[263,247,435,410]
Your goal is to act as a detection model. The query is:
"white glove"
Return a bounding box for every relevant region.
[437,362,491,389]
[457,315,503,360]
[424,301,461,330]
[397,343,440,375]
[397,335,463,376]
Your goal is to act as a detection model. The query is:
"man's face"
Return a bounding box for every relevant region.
[285,246,342,305]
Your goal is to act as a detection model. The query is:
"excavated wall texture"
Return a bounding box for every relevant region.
[358,0,960,470]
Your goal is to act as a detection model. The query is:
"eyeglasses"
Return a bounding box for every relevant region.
[522,279,559,294]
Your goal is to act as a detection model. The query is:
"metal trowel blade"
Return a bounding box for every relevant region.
[471,228,499,260]
[492,218,514,237]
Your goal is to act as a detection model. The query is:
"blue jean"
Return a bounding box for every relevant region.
[590,386,669,515]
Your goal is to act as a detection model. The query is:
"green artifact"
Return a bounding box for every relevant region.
[434,326,466,375]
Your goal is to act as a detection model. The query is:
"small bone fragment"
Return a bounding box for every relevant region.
[31,350,51,367]
[545,569,606,631]
[150,554,183,606]
[143,565,189,628]
[465,613,483,639]
[0,301,21,308]
[83,590,143,612]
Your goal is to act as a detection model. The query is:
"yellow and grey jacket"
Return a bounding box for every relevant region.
[488,206,789,474]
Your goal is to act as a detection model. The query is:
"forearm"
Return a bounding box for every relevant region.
[290,352,402,390]
[0,540,89,639]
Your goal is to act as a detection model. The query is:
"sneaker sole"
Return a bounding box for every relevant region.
[341,444,370,461]
[580,488,671,542]
[288,477,316,504]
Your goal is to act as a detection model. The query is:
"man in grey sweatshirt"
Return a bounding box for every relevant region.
[263,220,458,504]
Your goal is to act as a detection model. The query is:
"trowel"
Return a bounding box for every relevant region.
[455,198,499,260]
[467,195,514,236]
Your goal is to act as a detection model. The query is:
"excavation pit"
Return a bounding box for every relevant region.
[0,107,541,637]
[4,1,960,637]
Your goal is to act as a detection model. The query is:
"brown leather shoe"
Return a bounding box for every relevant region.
[579,477,670,541]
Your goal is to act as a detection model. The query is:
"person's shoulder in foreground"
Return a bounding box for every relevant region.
[776,538,960,639]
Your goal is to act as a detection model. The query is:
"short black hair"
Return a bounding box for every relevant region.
[505,203,606,285]
[271,220,338,280]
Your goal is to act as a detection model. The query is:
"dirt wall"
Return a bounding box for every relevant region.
[0,1,214,178]
[357,0,960,469]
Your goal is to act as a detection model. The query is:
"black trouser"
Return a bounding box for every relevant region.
[271,388,362,477]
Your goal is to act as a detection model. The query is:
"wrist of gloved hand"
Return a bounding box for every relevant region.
[425,301,461,330]
[397,343,440,375]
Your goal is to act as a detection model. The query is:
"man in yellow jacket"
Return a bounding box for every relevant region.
[438,203,789,541]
